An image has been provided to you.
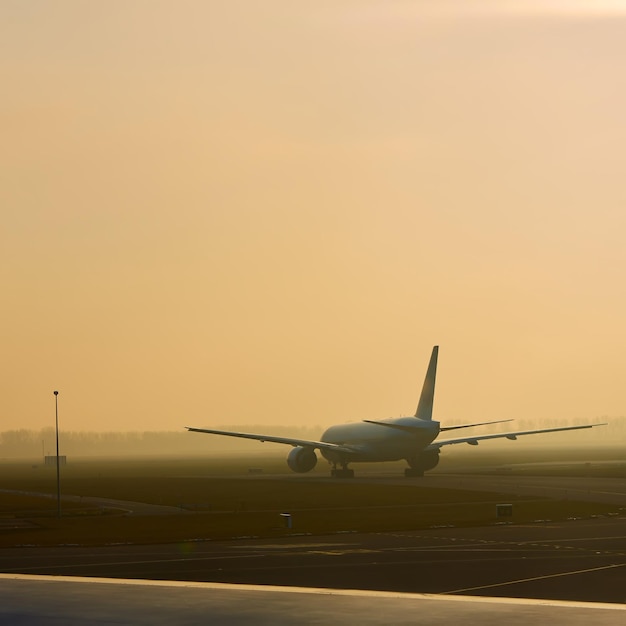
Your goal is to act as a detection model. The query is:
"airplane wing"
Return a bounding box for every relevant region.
[428,423,607,450]
[186,426,356,453]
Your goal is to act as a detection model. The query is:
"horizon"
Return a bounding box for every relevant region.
[1,417,622,459]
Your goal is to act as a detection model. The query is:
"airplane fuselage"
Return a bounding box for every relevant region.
[320,417,440,464]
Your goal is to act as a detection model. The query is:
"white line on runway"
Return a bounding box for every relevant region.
[1,553,267,573]
[442,562,626,594]
[516,536,626,544]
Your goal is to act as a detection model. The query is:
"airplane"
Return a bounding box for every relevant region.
[186,346,606,477]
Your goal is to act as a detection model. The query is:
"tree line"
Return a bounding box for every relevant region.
[0,417,621,458]
[0,425,324,458]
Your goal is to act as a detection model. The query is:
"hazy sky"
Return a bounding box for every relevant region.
[2,1,625,434]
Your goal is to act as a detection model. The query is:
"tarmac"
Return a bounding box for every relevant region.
[372,472,626,506]
[1,575,624,625]
[0,488,186,516]
[1,515,624,603]
[0,469,624,623]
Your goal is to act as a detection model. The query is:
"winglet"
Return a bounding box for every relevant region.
[415,345,438,421]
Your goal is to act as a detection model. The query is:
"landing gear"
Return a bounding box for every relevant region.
[405,449,440,477]
[330,461,354,478]
[404,468,424,477]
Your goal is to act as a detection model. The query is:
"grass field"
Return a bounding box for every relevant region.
[0,447,622,547]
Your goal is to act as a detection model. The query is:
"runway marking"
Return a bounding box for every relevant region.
[441,562,626,595]
[0,553,267,573]
[6,547,618,576]
[515,536,626,543]
[229,542,348,550]
[307,549,378,556]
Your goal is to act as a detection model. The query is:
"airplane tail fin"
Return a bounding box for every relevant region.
[414,345,438,421]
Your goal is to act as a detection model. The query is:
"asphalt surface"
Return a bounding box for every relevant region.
[1,576,624,626]
[1,516,624,604]
[402,472,626,506]
[1,470,624,607]
[0,488,186,516]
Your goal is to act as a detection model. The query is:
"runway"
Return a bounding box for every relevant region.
[1,516,624,604]
[1,575,624,626]
[200,463,626,506]
[403,472,626,506]
[269,470,626,507]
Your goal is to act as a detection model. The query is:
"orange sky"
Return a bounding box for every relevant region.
[1,1,625,435]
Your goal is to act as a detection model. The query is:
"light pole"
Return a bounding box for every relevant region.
[54,390,61,518]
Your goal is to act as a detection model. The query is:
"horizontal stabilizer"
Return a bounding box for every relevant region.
[363,420,434,434]
[440,419,513,432]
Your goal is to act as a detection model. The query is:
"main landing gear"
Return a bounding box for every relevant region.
[330,461,354,478]
[404,450,440,478]
[404,468,424,477]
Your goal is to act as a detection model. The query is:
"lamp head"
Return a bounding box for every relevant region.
[53,391,59,396]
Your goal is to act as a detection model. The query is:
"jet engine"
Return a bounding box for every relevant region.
[287,446,317,473]
[407,449,440,473]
